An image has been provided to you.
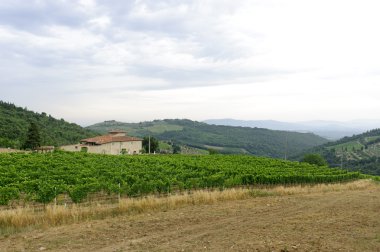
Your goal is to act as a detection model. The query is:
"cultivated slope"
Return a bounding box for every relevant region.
[0,101,97,148]
[294,128,380,175]
[87,119,328,158]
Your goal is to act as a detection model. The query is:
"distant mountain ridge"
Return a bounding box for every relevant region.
[0,101,98,148]
[204,118,380,140]
[87,119,328,158]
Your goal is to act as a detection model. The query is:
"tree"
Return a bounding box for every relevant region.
[208,148,219,155]
[23,122,41,150]
[172,143,181,154]
[301,153,328,166]
[142,136,159,153]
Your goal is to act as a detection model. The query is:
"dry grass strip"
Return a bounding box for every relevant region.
[0,179,377,235]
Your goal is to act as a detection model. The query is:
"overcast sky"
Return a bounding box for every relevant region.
[1,0,380,126]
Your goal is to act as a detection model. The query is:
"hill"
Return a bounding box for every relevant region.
[87,119,328,158]
[0,101,97,148]
[204,118,368,140]
[293,128,380,175]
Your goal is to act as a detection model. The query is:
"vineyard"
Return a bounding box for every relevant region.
[0,151,361,205]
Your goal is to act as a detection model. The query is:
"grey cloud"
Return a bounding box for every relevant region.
[97,1,256,60]
[0,35,98,70]
[0,0,292,95]
[126,63,294,91]
[0,1,89,33]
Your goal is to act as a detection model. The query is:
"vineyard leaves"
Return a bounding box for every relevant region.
[0,152,362,205]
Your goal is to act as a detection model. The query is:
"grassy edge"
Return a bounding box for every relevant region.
[0,179,377,236]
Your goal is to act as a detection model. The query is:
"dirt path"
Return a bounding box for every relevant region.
[1,186,380,252]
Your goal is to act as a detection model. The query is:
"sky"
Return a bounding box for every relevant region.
[1,0,380,126]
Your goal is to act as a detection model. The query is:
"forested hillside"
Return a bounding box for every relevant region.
[293,128,380,175]
[0,101,97,148]
[87,119,328,158]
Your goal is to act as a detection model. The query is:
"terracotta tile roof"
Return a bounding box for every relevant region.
[80,135,142,145]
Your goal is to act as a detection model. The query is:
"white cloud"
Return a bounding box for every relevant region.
[0,0,379,125]
[88,16,111,30]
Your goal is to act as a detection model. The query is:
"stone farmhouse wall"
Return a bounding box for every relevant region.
[61,141,142,155]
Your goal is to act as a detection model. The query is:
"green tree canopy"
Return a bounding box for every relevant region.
[142,136,159,153]
[22,122,41,150]
[172,143,181,154]
[208,148,219,155]
[301,153,328,166]
[0,101,97,149]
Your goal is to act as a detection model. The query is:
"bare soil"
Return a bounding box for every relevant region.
[1,185,380,252]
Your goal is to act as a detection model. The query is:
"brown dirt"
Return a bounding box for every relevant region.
[1,185,380,252]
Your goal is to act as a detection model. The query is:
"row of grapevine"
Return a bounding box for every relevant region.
[0,151,362,205]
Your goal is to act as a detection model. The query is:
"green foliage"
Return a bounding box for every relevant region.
[0,101,98,149]
[172,144,181,154]
[208,148,219,155]
[86,119,328,158]
[293,128,380,175]
[22,122,41,150]
[34,181,59,204]
[301,154,328,166]
[345,158,380,176]
[142,136,159,153]
[68,183,100,203]
[0,152,361,205]
[359,174,380,182]
[0,187,19,205]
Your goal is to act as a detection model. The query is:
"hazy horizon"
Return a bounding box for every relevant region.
[1,0,380,126]
[76,117,380,129]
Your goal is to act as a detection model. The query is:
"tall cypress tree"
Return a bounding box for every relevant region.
[23,122,41,150]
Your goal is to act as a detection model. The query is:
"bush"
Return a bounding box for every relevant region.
[0,187,19,205]
[302,154,328,166]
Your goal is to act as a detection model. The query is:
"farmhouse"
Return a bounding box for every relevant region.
[61,130,143,155]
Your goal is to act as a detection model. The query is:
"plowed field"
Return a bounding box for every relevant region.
[1,182,379,252]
